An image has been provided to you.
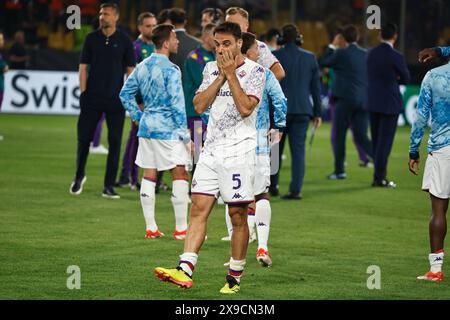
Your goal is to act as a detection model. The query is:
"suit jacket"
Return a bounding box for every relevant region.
[170,30,202,74]
[366,42,410,115]
[273,43,321,117]
[319,43,367,104]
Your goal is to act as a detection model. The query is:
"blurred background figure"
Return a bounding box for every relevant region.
[0,30,8,141]
[261,28,281,52]
[323,28,372,169]
[319,25,373,180]
[8,31,29,70]
[168,8,201,74]
[70,2,135,199]
[200,7,224,28]
[271,24,322,200]
[367,23,410,188]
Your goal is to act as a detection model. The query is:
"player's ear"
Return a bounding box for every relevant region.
[237,39,243,49]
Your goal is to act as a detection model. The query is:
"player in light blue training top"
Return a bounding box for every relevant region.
[418,46,450,62]
[119,24,191,241]
[409,55,450,283]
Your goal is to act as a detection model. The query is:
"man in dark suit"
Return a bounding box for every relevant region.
[271,24,322,199]
[367,23,410,188]
[168,8,201,74]
[319,25,373,180]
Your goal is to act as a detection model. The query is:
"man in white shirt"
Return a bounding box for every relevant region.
[154,22,266,294]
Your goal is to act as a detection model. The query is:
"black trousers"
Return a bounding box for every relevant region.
[75,107,125,188]
[334,99,373,174]
[270,114,310,194]
[369,112,399,183]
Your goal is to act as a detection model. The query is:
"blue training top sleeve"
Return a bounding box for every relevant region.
[119,65,143,122]
[409,71,432,158]
[266,70,287,128]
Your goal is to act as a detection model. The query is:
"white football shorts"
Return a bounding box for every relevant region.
[191,150,256,204]
[422,144,450,199]
[135,138,191,171]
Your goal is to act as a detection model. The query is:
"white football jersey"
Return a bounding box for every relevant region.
[256,40,279,69]
[197,58,266,157]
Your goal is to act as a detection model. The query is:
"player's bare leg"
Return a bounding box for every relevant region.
[183,194,216,253]
[429,194,448,252]
[418,194,448,282]
[154,194,215,288]
[219,204,249,293]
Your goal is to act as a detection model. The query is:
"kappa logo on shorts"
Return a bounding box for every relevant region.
[232,193,243,199]
[192,179,197,188]
[257,222,267,227]
[140,193,149,198]
[212,70,219,76]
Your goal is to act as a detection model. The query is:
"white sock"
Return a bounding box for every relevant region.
[171,180,189,231]
[247,207,256,235]
[225,205,233,237]
[179,252,198,277]
[140,178,157,231]
[255,199,271,252]
[228,258,246,283]
[429,252,444,273]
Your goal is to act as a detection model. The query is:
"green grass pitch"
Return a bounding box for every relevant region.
[0,114,449,299]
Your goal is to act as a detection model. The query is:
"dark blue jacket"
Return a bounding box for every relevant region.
[273,43,321,117]
[366,42,410,115]
[319,43,367,104]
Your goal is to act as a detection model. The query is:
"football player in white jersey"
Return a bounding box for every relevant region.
[224,6,285,242]
[154,22,266,294]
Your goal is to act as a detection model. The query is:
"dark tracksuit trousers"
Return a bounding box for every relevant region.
[75,105,125,188]
[333,98,373,174]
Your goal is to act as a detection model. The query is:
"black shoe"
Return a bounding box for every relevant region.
[102,186,120,199]
[372,179,397,189]
[69,176,86,195]
[327,172,347,180]
[269,186,279,197]
[115,175,130,188]
[281,192,302,200]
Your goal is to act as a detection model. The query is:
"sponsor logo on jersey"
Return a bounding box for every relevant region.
[212,70,219,76]
[238,70,247,78]
[217,89,232,97]
[256,66,264,73]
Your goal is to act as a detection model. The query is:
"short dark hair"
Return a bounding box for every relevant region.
[202,23,216,35]
[241,32,256,54]
[266,28,281,42]
[381,23,398,40]
[342,25,359,43]
[281,24,299,44]
[157,8,171,24]
[213,22,242,40]
[100,2,119,15]
[137,12,155,26]
[202,8,224,24]
[168,8,186,26]
[152,24,175,49]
